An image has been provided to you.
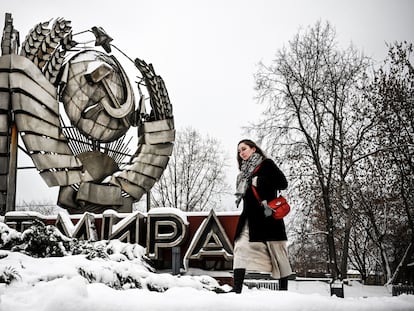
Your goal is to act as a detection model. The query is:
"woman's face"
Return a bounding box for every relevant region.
[238,143,256,161]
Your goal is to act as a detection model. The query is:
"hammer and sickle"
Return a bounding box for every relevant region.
[83,59,134,124]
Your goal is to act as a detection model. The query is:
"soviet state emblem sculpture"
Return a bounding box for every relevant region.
[0,14,174,214]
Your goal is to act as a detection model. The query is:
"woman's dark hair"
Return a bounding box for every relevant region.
[237,139,266,169]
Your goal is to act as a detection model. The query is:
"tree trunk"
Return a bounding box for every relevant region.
[323,187,340,279]
[340,210,352,279]
[387,241,414,285]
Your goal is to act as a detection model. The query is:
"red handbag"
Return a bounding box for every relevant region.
[251,185,290,220]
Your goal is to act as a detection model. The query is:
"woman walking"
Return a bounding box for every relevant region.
[232,139,292,293]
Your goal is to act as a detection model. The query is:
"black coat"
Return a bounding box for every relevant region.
[234,158,288,242]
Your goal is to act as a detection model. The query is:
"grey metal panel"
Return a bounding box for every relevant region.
[0,114,7,132]
[135,143,174,156]
[143,129,175,145]
[12,93,59,126]
[15,114,64,140]
[40,169,93,187]
[113,177,146,199]
[116,170,156,191]
[121,161,164,179]
[31,153,82,170]
[0,74,8,93]
[0,92,10,110]
[137,134,145,145]
[118,197,133,213]
[61,87,84,121]
[0,192,5,206]
[0,157,8,174]
[79,119,122,142]
[108,175,121,187]
[142,118,174,133]
[76,182,123,206]
[0,55,15,73]
[4,55,56,97]
[57,186,79,210]
[131,153,169,168]
[0,175,6,191]
[0,136,8,153]
[21,134,72,155]
[9,72,58,114]
[76,151,119,181]
[0,55,14,69]
[70,112,126,143]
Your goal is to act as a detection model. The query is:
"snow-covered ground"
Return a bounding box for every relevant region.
[1,222,413,311]
[2,250,414,311]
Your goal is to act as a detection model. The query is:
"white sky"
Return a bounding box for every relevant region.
[1,0,413,209]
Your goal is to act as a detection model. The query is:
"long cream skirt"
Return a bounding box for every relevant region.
[233,222,292,279]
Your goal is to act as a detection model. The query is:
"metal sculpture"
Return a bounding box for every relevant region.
[0,13,174,214]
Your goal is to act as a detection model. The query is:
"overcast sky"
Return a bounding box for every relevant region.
[1,0,413,209]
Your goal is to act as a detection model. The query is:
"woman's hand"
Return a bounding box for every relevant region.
[262,200,273,217]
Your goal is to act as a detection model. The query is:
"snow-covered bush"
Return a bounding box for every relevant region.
[70,239,110,260]
[0,222,21,249]
[0,222,223,293]
[16,220,72,257]
[0,266,21,284]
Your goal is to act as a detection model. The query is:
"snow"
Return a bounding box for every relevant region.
[147,207,189,225]
[1,224,414,311]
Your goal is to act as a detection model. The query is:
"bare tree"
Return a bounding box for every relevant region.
[367,41,414,285]
[150,127,230,211]
[16,200,65,215]
[350,153,398,284]
[251,21,372,280]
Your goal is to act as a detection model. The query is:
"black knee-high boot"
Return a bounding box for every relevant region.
[232,268,246,294]
[279,276,288,290]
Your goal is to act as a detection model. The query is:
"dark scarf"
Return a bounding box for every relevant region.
[235,152,263,207]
